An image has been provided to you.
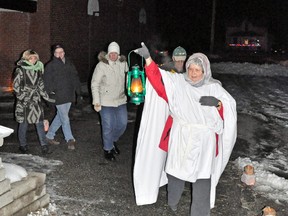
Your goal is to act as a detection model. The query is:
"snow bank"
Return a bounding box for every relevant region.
[212,62,288,76]
[2,162,28,183]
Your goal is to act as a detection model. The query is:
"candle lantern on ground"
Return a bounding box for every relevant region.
[262,206,276,216]
[241,164,256,186]
[127,50,146,105]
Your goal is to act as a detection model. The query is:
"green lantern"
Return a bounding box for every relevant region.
[127,51,146,105]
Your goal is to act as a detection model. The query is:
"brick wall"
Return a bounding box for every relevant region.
[50,0,156,83]
[0,0,51,89]
[0,0,156,88]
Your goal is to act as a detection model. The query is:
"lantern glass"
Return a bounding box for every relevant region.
[127,65,146,105]
[131,78,143,93]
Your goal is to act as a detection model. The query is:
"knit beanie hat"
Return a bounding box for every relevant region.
[52,44,65,53]
[108,42,120,55]
[172,46,187,61]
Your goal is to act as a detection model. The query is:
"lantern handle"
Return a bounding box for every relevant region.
[128,50,144,70]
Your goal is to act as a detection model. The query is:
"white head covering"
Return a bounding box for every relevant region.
[184,53,221,87]
[108,41,120,55]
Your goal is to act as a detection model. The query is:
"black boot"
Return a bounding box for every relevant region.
[104,150,116,161]
[19,145,28,154]
[112,143,120,155]
[41,145,52,155]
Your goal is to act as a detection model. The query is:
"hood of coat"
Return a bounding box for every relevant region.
[184,52,221,87]
[98,51,126,65]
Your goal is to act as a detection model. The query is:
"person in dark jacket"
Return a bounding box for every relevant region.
[13,49,55,154]
[44,44,81,150]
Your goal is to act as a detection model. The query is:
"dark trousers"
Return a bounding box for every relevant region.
[18,121,47,147]
[167,174,211,216]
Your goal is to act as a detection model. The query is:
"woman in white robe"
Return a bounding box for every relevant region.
[133,43,237,215]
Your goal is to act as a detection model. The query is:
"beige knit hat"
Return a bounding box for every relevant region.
[108,41,120,55]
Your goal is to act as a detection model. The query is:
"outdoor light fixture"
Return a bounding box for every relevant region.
[127,51,146,105]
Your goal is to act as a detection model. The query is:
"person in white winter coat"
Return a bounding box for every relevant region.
[91,42,128,161]
[133,43,237,216]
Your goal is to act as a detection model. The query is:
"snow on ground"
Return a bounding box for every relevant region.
[235,157,288,205]
[212,62,288,205]
[212,62,288,77]
[1,61,288,215]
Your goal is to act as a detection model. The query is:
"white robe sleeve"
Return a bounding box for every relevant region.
[133,79,169,205]
[210,86,237,208]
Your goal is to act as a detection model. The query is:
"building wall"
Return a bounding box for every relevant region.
[50,0,153,83]
[0,0,155,89]
[0,0,51,89]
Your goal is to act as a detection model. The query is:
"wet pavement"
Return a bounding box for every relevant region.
[0,83,288,216]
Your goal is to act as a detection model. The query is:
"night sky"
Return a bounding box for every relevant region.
[156,0,288,53]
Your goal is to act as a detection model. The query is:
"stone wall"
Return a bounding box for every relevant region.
[0,159,49,216]
[0,0,51,89]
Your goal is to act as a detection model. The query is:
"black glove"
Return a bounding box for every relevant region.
[134,42,150,59]
[199,96,220,107]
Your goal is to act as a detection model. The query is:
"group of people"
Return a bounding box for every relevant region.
[13,44,81,155]
[13,40,237,215]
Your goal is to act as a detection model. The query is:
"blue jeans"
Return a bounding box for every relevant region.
[46,102,74,142]
[18,121,47,147]
[99,104,127,151]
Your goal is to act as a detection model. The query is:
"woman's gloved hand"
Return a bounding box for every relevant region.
[199,96,220,107]
[134,42,150,59]
[47,98,56,103]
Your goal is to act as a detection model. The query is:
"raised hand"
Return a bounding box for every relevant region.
[134,42,150,59]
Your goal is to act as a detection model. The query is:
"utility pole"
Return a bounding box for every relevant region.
[210,0,216,53]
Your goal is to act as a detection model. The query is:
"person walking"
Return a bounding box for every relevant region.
[13,49,55,155]
[43,44,81,150]
[160,46,187,73]
[133,43,237,216]
[91,41,128,161]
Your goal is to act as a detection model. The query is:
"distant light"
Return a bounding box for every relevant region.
[228,43,261,47]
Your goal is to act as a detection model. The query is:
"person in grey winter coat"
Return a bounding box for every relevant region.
[91,41,128,161]
[44,44,81,150]
[13,49,55,154]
